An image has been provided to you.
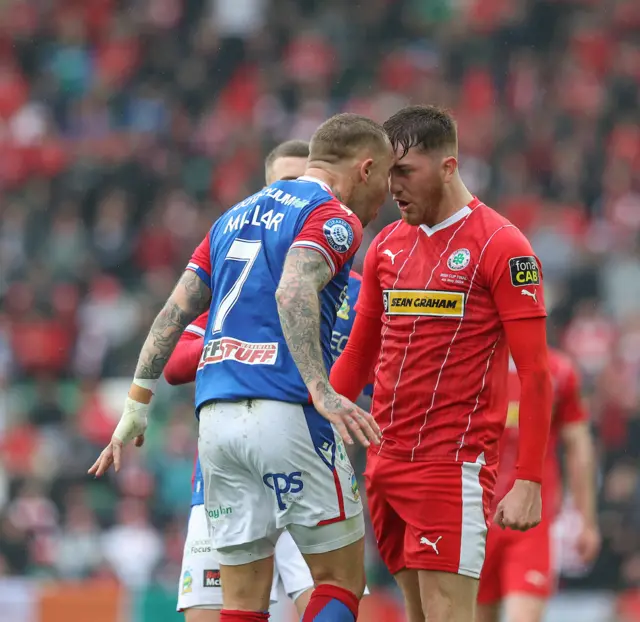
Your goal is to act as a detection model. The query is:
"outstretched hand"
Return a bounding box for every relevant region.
[88,433,145,477]
[88,396,149,477]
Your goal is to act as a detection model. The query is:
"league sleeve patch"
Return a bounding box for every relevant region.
[323,218,354,254]
[509,256,540,287]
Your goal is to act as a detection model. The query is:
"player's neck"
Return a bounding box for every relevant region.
[303,167,349,204]
[424,178,474,228]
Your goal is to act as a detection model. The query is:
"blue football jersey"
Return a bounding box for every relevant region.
[330,271,373,397]
[330,271,361,362]
[187,176,363,409]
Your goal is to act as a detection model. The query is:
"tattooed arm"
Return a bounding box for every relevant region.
[275,247,333,400]
[276,247,380,447]
[129,270,211,402]
[89,269,211,477]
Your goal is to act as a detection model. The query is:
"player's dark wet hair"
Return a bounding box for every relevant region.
[383,105,457,158]
[264,139,310,172]
[309,113,389,164]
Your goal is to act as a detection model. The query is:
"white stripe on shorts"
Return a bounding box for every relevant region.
[458,452,488,578]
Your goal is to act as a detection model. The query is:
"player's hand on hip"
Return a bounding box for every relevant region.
[494,479,542,531]
[88,396,148,477]
[313,386,381,447]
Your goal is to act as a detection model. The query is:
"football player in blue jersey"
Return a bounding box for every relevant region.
[169,141,315,622]
[165,141,373,622]
[90,113,393,622]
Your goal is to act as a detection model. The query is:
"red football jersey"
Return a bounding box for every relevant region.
[356,198,547,465]
[493,349,587,518]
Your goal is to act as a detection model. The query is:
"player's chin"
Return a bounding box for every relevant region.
[399,210,420,226]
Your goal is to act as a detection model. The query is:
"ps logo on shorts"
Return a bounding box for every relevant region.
[263,471,304,511]
[509,256,540,287]
[323,218,354,253]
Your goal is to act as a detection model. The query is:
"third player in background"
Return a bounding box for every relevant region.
[476,348,601,622]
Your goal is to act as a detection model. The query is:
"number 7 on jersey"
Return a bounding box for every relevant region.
[212,239,262,333]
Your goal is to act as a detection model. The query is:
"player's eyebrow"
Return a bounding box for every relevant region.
[280,176,298,180]
[392,163,412,173]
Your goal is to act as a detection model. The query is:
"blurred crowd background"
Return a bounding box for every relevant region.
[0,0,639,620]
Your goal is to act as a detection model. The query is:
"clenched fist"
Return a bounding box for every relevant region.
[494,479,541,531]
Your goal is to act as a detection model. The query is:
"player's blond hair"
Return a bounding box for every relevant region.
[309,113,389,165]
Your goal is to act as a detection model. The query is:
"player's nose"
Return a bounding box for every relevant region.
[388,171,401,191]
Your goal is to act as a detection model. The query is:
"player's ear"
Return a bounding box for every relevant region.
[265,167,275,185]
[360,158,374,183]
[441,155,458,183]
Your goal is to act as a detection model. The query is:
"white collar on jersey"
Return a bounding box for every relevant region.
[297,175,332,194]
[419,205,472,237]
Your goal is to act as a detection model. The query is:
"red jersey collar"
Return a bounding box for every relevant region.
[419,197,481,237]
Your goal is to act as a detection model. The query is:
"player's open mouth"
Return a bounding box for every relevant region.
[396,200,409,211]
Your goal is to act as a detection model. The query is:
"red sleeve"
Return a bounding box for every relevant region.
[503,317,552,483]
[291,200,363,276]
[330,313,382,401]
[164,337,203,385]
[186,232,212,287]
[484,227,547,322]
[353,234,384,319]
[553,353,588,426]
[184,311,209,337]
[164,312,209,385]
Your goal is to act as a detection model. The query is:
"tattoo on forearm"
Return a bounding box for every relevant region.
[276,247,333,394]
[135,270,211,379]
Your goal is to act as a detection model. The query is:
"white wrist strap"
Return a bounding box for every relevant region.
[133,378,159,393]
[113,397,149,444]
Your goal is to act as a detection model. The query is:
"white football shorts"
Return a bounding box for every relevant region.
[177,505,316,611]
[177,504,281,611]
[274,527,315,601]
[198,399,364,566]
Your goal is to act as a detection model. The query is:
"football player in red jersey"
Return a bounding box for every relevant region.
[476,349,600,622]
[330,105,553,622]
